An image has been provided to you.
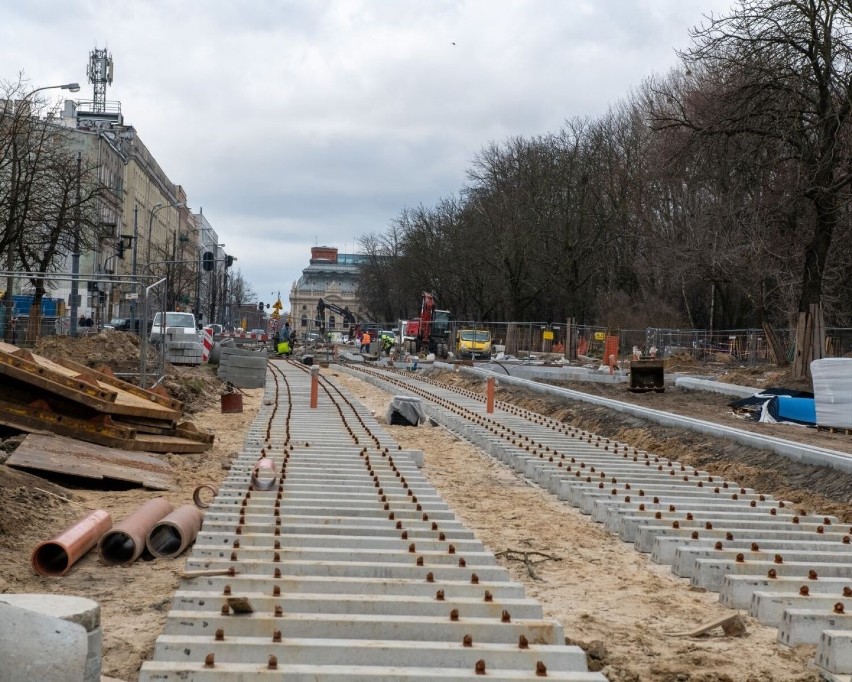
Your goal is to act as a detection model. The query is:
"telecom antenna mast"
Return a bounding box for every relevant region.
[86,48,113,113]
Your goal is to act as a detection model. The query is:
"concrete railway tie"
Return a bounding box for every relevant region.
[139,360,605,681]
[341,364,852,677]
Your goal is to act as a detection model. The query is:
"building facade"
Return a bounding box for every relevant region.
[57,98,217,326]
[289,247,366,334]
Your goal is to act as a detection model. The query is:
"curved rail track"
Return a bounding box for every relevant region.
[340,363,852,679]
[140,359,605,681]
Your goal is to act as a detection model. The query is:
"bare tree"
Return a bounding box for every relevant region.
[649,0,852,376]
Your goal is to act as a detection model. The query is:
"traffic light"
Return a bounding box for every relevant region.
[258,301,264,312]
[226,255,234,268]
[202,251,214,272]
[116,238,125,259]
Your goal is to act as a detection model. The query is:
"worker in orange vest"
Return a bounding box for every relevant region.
[360,330,372,353]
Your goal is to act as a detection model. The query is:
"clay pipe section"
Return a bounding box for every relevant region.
[31,509,112,576]
[251,457,277,491]
[192,484,218,509]
[98,497,174,566]
[146,505,204,559]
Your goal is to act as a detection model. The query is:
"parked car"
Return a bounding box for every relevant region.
[149,311,199,344]
[104,317,140,332]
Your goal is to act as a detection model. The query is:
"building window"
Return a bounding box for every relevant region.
[302,304,307,311]
[329,315,336,330]
[301,315,308,327]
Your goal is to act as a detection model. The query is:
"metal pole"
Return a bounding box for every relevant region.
[69,152,82,338]
[130,205,138,334]
[222,266,228,328]
[139,277,166,388]
[194,243,201,322]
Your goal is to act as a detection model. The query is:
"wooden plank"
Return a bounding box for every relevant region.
[0,342,181,420]
[113,415,178,435]
[0,346,119,408]
[0,398,140,449]
[54,357,183,412]
[792,311,808,377]
[124,433,211,454]
[175,420,215,444]
[6,432,175,490]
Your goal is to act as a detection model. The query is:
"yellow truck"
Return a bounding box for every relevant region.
[456,329,492,360]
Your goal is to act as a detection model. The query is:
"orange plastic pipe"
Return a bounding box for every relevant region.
[251,457,277,491]
[31,509,112,576]
[98,497,174,566]
[486,376,495,414]
[146,505,204,558]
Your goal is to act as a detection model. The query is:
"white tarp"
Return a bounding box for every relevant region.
[811,358,852,429]
[386,395,425,426]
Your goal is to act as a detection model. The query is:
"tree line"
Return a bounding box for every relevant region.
[357,0,852,376]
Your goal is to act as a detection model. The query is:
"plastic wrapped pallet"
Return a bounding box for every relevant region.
[386,396,425,426]
[811,358,852,429]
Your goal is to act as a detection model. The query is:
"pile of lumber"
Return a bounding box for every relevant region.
[0,342,212,454]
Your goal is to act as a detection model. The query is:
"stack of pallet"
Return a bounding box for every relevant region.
[0,341,212,454]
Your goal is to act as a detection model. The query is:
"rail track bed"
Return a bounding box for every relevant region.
[340,363,852,680]
[140,360,605,680]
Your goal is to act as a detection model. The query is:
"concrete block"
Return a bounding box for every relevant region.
[0,594,100,682]
[779,608,852,645]
[720,575,852,609]
[817,629,852,675]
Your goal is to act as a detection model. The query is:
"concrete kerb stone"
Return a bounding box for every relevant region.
[780,609,852,646]
[338,364,852,667]
[721,575,852,609]
[639,525,852,554]
[455,366,852,475]
[0,594,101,682]
[751,592,852,627]
[162,610,564,643]
[694,558,852,592]
[140,662,608,680]
[150,635,586,670]
[817,629,852,676]
[170,592,544,620]
[141,361,599,680]
[653,536,852,565]
[674,547,852,579]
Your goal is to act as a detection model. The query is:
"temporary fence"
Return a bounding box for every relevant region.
[4,309,850,369]
[447,321,852,366]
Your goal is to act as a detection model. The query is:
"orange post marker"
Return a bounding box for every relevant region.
[486,376,495,413]
[310,366,319,408]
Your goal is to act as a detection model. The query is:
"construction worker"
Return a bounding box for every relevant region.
[360,330,371,353]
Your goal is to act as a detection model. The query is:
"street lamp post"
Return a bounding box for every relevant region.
[130,205,139,333]
[69,152,82,337]
[1,81,80,342]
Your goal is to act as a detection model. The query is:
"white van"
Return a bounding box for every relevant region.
[149,311,198,344]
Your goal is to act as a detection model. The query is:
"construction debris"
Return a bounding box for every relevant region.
[666,613,748,638]
[0,342,212,453]
[6,434,175,490]
[217,346,267,388]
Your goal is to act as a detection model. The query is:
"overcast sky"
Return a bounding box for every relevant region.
[1,0,732,306]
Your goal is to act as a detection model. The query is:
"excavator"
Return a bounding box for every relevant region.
[400,292,450,358]
[316,298,358,338]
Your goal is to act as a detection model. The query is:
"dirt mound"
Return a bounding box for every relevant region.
[34,331,155,374]
[32,333,225,413]
[161,365,225,414]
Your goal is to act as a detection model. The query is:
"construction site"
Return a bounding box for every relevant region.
[0,330,849,682]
